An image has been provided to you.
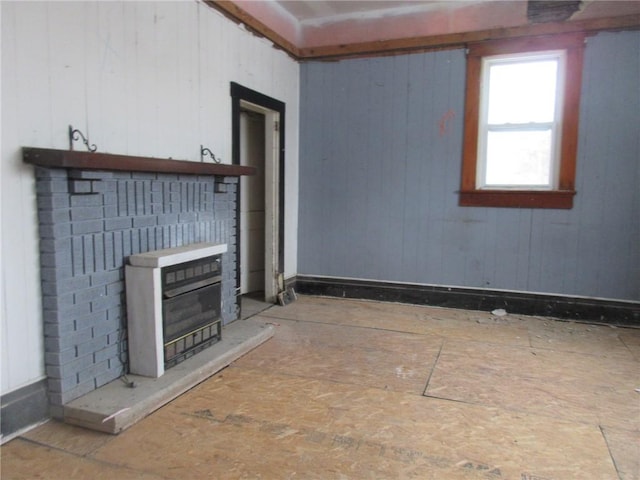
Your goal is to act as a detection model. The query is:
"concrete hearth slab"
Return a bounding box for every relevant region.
[63,319,274,434]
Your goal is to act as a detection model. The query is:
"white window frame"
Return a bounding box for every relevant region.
[477,50,567,190]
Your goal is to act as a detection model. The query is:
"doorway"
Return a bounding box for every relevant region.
[239,109,266,296]
[231,83,285,315]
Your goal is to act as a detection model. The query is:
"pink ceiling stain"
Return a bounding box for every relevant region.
[228,1,640,51]
[301,1,527,48]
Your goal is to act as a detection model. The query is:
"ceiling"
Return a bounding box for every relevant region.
[275,0,495,24]
[213,1,640,59]
[274,0,452,24]
[273,0,640,24]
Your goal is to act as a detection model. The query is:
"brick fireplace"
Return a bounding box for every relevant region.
[26,147,253,416]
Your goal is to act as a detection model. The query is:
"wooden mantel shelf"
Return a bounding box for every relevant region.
[23,147,255,177]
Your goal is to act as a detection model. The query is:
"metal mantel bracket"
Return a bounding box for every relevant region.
[69,125,97,152]
[200,145,221,163]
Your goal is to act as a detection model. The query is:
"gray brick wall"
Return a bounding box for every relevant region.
[35,167,238,408]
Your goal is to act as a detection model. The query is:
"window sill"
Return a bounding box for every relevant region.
[459,189,576,209]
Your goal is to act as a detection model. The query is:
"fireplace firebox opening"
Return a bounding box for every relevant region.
[162,255,222,368]
[126,242,228,378]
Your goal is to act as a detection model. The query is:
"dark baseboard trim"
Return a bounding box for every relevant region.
[293,276,640,327]
[1,379,49,441]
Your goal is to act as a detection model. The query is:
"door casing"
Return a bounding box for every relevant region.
[231,83,285,309]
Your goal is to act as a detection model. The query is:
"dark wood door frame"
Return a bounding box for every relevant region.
[230,82,286,310]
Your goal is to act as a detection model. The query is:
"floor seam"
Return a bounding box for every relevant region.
[421,392,625,430]
[599,425,623,480]
[227,364,429,396]
[422,340,444,396]
[254,314,447,338]
[14,436,169,478]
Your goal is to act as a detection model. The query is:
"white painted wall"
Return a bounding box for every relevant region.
[0,0,299,396]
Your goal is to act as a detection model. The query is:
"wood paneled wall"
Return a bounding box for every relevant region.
[1,1,299,395]
[298,31,640,301]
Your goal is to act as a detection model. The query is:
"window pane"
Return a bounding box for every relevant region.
[485,130,552,187]
[487,59,558,124]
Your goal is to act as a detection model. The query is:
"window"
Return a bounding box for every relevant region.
[460,34,585,208]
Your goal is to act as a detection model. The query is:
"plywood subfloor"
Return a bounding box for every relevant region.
[3,295,639,479]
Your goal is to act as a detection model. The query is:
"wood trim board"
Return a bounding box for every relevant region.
[293,275,640,326]
[23,148,256,177]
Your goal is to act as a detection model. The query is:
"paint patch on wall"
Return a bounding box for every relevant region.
[439,109,456,137]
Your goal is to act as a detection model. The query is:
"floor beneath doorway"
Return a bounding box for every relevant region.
[3,295,639,479]
[240,291,272,319]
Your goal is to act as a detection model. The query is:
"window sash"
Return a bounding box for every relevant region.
[483,128,555,189]
[476,51,565,190]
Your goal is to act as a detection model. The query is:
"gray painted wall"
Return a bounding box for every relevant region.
[298,31,640,301]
